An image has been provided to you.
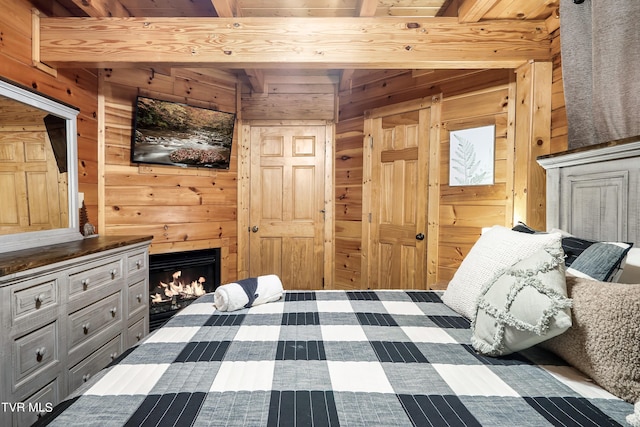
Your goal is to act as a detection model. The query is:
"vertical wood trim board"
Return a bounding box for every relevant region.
[426,94,442,289]
[97,71,106,234]
[237,120,251,280]
[504,73,517,227]
[513,61,553,230]
[360,116,374,289]
[324,122,336,289]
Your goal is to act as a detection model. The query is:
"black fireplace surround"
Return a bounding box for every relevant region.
[148,248,221,331]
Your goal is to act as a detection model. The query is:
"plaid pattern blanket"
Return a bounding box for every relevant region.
[40,291,633,426]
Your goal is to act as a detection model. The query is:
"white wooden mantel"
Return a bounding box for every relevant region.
[537,138,640,245]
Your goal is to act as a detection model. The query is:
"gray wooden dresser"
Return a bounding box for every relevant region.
[0,235,152,427]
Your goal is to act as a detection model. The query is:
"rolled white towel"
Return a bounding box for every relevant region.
[213,281,250,312]
[214,274,283,312]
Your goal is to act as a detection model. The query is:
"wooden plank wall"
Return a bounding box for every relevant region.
[334,116,365,288]
[550,25,568,153]
[335,69,514,289]
[240,75,336,120]
[2,0,569,289]
[99,68,239,283]
[436,84,514,286]
[0,0,99,233]
[335,52,568,290]
[237,76,337,283]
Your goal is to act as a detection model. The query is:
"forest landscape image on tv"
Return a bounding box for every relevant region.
[131,96,236,169]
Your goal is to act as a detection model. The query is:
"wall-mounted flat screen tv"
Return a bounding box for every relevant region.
[131,96,236,169]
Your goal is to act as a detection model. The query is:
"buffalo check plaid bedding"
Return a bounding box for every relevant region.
[39,290,633,426]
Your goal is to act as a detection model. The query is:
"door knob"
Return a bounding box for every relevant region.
[252,226,259,233]
[416,233,425,241]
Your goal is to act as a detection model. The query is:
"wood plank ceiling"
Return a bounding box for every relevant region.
[31,0,560,92]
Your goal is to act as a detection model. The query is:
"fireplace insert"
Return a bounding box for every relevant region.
[148,248,220,330]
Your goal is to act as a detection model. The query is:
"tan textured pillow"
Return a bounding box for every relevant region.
[541,276,640,403]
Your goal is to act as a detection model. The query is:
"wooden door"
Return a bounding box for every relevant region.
[365,102,431,289]
[248,125,326,290]
[0,130,65,235]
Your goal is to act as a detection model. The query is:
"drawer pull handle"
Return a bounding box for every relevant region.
[82,278,90,289]
[110,307,118,317]
[136,294,143,303]
[34,293,45,305]
[35,347,47,361]
[136,333,143,341]
[110,269,117,278]
[136,260,142,268]
[82,373,91,382]
[110,352,118,360]
[82,323,91,334]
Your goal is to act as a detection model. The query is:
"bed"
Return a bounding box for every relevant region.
[37,287,635,427]
[37,142,640,427]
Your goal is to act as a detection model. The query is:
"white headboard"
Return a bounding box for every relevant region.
[537,138,640,283]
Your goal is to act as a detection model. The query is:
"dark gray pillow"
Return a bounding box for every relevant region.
[511,222,540,234]
[511,222,632,281]
[567,241,632,281]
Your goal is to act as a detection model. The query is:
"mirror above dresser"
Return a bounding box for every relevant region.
[0,77,82,254]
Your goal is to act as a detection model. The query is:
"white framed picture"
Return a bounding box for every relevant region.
[449,125,495,186]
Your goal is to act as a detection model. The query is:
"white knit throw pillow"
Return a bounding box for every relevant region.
[442,225,563,319]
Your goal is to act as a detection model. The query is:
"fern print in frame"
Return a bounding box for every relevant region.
[449,125,495,186]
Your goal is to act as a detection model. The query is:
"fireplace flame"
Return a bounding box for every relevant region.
[150,270,207,303]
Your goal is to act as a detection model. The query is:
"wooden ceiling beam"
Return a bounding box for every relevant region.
[210,0,239,18]
[68,0,130,18]
[244,69,265,93]
[39,17,551,69]
[340,0,378,92]
[458,0,501,23]
[210,0,263,94]
[355,0,378,17]
[339,69,355,93]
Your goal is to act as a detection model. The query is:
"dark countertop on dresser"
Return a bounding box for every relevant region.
[0,235,153,279]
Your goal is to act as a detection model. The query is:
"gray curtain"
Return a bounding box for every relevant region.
[560,0,640,149]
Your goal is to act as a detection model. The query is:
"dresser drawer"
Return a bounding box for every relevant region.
[127,317,146,347]
[13,377,59,427]
[127,250,147,275]
[68,334,122,393]
[13,322,58,388]
[68,292,122,351]
[128,279,147,319]
[11,275,59,322]
[68,257,123,301]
